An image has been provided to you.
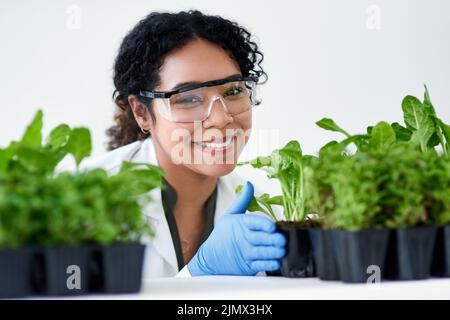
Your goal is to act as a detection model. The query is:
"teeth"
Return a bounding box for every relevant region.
[194,136,234,149]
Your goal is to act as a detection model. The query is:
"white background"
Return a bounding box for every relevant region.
[3,2,449,298]
[1,0,449,160]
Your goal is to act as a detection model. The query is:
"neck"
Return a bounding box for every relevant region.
[153,139,217,209]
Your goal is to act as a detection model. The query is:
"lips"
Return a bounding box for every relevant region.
[193,135,234,149]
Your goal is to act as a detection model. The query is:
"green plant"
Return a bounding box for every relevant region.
[0,110,164,248]
[312,86,450,229]
[235,184,283,222]
[239,86,450,230]
[238,140,316,222]
[316,86,450,156]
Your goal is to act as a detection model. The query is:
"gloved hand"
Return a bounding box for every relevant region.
[187,181,286,276]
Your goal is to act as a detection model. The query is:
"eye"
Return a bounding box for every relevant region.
[173,95,203,105]
[224,86,243,97]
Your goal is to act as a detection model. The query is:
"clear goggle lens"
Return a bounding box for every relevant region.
[157,80,260,122]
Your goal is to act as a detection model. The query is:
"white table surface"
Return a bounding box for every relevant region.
[50,276,450,300]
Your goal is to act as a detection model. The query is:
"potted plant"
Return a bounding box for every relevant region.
[307,135,390,282]
[238,140,321,278]
[0,110,164,297]
[312,87,450,282]
[239,86,450,282]
[320,88,450,282]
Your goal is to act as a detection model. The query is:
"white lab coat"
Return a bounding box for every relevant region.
[57,137,276,278]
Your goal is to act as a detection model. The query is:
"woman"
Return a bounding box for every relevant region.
[81,10,286,278]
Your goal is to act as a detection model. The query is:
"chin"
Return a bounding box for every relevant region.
[191,163,237,177]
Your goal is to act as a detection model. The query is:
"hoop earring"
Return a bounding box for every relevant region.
[140,127,150,135]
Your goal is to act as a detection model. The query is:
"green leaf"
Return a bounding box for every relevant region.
[20,110,43,150]
[435,118,450,154]
[65,127,92,166]
[423,84,436,115]
[239,140,308,221]
[316,118,351,137]
[45,124,71,150]
[256,194,282,221]
[117,161,165,193]
[238,155,271,168]
[319,141,341,158]
[427,132,441,148]
[235,184,244,194]
[420,86,449,154]
[369,121,396,151]
[0,141,19,173]
[410,124,435,152]
[401,95,434,151]
[302,155,318,167]
[340,134,370,152]
[266,195,284,206]
[16,147,60,173]
[437,120,450,144]
[235,185,274,220]
[391,122,412,142]
[247,197,267,215]
[277,140,302,163]
[253,193,283,221]
[402,96,427,130]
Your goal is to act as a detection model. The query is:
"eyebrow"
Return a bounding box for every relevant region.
[170,73,242,91]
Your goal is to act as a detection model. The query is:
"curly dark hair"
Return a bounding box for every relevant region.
[106,10,267,151]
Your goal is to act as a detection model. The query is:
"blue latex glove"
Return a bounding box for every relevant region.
[187,181,286,276]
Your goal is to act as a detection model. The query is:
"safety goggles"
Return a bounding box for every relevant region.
[139,75,260,123]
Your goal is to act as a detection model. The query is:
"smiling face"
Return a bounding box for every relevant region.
[130,38,252,177]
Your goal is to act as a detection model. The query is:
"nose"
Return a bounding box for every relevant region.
[202,95,234,128]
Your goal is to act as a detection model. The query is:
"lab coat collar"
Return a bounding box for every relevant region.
[129,138,179,272]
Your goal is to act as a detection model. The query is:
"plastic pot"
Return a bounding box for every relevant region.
[43,245,93,296]
[394,226,438,280]
[383,229,398,280]
[308,229,320,263]
[100,243,145,293]
[314,230,340,281]
[0,246,34,298]
[276,223,315,278]
[431,225,450,278]
[335,229,390,283]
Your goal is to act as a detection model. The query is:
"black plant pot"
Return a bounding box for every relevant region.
[383,229,398,280]
[431,225,450,278]
[29,246,47,295]
[43,245,93,296]
[335,229,390,283]
[393,226,438,280]
[315,230,341,281]
[308,229,319,277]
[265,270,282,276]
[308,229,320,263]
[100,243,145,293]
[276,224,315,278]
[0,246,35,298]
